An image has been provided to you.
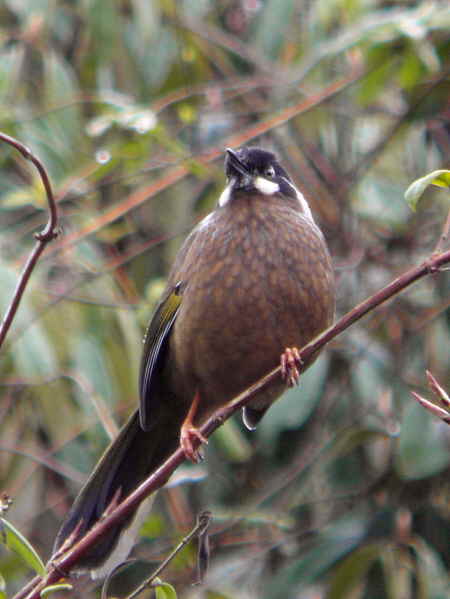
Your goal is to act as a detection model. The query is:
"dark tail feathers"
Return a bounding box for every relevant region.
[53,408,181,572]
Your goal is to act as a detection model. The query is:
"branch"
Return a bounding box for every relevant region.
[14,246,450,599]
[0,132,59,350]
[411,370,450,425]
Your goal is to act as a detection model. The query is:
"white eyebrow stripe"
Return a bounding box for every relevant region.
[196,212,214,230]
[282,177,314,222]
[218,180,233,206]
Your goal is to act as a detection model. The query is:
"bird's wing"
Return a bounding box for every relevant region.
[138,281,184,430]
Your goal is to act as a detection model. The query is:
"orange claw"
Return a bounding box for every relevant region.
[180,425,208,462]
[180,390,208,463]
[280,347,302,387]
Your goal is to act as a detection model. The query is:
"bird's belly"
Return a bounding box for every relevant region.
[169,212,334,421]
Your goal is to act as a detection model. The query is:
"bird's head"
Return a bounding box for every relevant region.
[220,146,313,221]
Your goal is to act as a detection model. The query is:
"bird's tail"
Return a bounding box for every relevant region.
[53,408,182,577]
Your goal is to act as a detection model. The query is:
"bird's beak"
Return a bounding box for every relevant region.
[226,148,249,178]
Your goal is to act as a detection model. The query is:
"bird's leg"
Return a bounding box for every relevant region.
[180,390,208,463]
[280,347,303,387]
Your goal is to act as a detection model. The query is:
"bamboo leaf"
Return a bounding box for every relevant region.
[40,583,74,597]
[0,518,46,576]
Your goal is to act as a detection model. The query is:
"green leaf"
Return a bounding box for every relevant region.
[254,0,295,58]
[0,45,23,100]
[73,335,113,413]
[139,514,165,540]
[125,26,177,88]
[398,45,425,90]
[412,536,450,597]
[44,51,77,105]
[1,187,36,209]
[328,542,383,599]
[40,583,73,597]
[0,518,46,575]
[16,321,57,378]
[0,262,57,376]
[263,513,367,598]
[154,579,178,599]
[405,169,450,211]
[357,54,396,106]
[86,0,119,64]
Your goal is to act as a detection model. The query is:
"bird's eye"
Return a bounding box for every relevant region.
[264,165,275,178]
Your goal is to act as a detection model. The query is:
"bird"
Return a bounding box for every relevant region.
[53,146,336,577]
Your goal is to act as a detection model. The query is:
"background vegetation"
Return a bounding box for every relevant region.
[0,0,449,597]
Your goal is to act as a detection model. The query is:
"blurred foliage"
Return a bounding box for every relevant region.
[0,0,449,597]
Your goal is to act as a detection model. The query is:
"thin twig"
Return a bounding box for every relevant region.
[12,245,450,599]
[433,205,450,255]
[0,132,59,350]
[411,392,450,425]
[123,511,212,599]
[411,370,450,425]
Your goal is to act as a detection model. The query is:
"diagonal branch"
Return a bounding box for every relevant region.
[0,132,59,350]
[13,245,450,599]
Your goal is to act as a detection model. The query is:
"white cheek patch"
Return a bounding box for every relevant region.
[254,176,280,195]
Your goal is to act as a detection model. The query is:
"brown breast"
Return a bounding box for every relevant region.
[167,192,335,423]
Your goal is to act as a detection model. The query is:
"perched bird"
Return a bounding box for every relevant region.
[53,146,335,576]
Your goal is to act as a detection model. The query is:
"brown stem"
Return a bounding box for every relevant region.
[0,132,59,350]
[13,246,450,599]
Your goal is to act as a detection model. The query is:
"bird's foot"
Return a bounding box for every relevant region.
[281,347,302,387]
[180,425,208,463]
